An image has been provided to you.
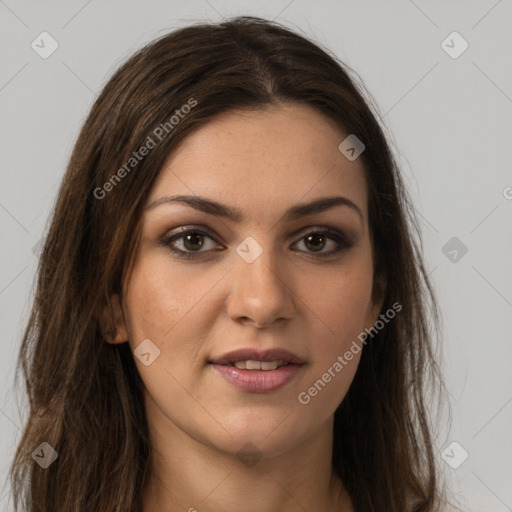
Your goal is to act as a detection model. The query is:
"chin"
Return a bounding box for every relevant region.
[208,416,307,461]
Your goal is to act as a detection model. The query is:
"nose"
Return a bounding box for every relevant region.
[226,242,296,328]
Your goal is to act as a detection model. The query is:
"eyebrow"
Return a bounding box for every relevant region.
[145,194,363,224]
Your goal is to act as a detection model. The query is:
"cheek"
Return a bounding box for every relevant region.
[122,253,228,384]
[297,279,367,415]
[296,253,373,398]
[124,253,215,339]
[300,258,374,338]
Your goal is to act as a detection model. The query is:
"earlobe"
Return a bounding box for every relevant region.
[100,294,129,344]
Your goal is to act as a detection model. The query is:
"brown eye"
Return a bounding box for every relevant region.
[304,233,327,252]
[181,232,205,251]
[292,228,351,259]
[160,228,221,259]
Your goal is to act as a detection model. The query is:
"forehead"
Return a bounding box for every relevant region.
[148,103,368,223]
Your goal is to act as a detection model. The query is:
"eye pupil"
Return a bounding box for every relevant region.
[183,233,204,251]
[305,233,325,252]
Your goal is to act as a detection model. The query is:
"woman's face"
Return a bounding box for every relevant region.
[110,103,385,460]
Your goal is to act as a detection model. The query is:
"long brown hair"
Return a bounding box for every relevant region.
[9,16,453,511]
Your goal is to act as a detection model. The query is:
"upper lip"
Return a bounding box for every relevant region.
[209,348,305,365]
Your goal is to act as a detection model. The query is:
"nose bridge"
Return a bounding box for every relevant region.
[226,235,295,327]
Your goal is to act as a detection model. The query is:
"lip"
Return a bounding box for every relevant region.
[208,348,305,393]
[210,363,304,393]
[209,348,304,366]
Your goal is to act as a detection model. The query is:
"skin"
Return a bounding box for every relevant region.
[105,102,386,512]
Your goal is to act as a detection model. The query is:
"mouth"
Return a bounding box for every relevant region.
[215,359,291,371]
[208,347,305,367]
[208,348,305,393]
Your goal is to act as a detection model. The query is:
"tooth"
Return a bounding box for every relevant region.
[232,360,285,371]
[245,360,261,370]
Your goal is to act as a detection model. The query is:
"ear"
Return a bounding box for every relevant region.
[364,271,388,330]
[100,294,129,344]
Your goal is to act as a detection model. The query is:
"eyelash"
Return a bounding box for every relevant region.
[159,226,352,260]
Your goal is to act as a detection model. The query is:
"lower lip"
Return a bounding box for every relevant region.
[210,363,304,393]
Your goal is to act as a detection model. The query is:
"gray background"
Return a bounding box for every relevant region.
[1,1,511,510]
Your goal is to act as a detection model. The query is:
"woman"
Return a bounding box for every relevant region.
[9,16,454,512]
